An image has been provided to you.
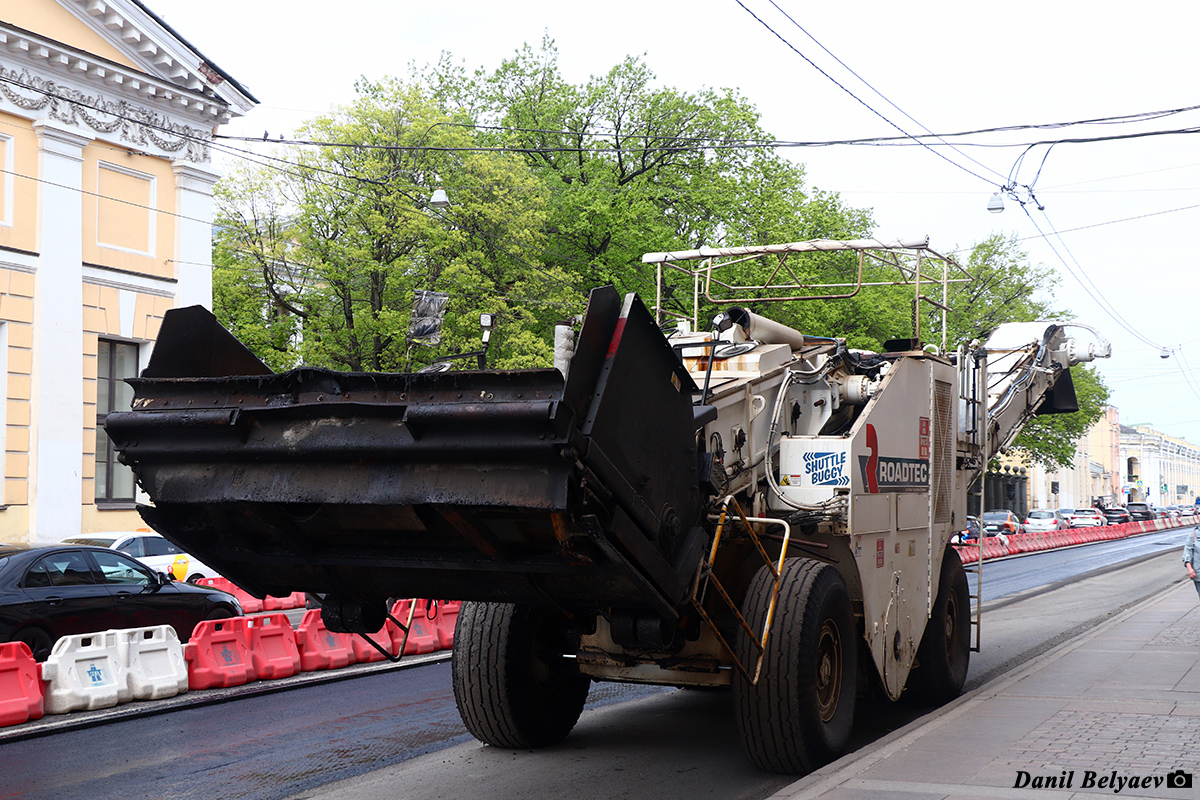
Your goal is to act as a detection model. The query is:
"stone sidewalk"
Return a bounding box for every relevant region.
[777,581,1200,799]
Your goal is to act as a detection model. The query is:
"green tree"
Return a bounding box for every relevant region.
[214,82,581,372]
[1012,365,1111,469]
[471,36,874,301]
[929,233,1110,469]
[935,233,1064,348]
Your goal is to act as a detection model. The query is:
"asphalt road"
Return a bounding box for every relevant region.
[1,527,1192,800]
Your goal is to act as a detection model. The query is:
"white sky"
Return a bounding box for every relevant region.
[149,0,1200,445]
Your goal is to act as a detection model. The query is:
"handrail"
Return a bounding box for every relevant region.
[690,496,791,684]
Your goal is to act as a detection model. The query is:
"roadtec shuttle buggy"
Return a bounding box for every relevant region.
[105,237,1109,774]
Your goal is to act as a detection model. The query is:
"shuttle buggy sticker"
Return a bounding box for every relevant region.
[800,451,849,486]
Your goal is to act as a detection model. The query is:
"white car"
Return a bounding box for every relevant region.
[1023,509,1069,533]
[1068,508,1105,528]
[61,531,220,583]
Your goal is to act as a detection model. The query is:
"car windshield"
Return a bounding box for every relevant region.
[982,512,1009,521]
[1027,511,1054,519]
[1076,509,1100,515]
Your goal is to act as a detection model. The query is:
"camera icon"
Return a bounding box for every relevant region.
[1167,770,1193,789]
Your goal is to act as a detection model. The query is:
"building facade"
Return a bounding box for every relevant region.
[1120,425,1200,507]
[0,0,254,541]
[1025,405,1123,511]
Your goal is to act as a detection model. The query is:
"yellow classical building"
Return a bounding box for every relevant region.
[0,1,255,541]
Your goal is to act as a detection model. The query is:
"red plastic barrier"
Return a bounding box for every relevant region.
[400,600,442,655]
[955,545,978,564]
[262,595,288,612]
[981,537,1008,560]
[349,626,393,664]
[0,642,43,727]
[261,591,307,611]
[185,617,256,690]
[436,601,461,650]
[385,599,412,655]
[295,609,356,671]
[244,613,301,679]
[196,577,263,614]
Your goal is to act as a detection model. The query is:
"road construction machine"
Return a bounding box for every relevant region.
[105,237,1109,774]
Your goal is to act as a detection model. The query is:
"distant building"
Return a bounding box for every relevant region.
[0,0,255,541]
[1120,425,1200,507]
[1024,406,1122,511]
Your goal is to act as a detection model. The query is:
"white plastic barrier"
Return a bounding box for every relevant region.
[40,631,131,714]
[117,626,189,701]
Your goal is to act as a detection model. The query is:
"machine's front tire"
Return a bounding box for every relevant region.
[734,558,858,774]
[452,601,590,749]
[908,547,971,705]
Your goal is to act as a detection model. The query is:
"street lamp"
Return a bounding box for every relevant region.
[987,193,1005,214]
[428,188,450,209]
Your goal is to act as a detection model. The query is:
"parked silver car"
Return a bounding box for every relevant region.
[1023,509,1070,533]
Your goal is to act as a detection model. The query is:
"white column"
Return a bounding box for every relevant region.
[172,161,221,310]
[31,121,91,542]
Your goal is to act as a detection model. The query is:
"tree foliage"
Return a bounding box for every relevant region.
[210,39,1109,467]
[1012,365,1111,469]
[214,84,578,372]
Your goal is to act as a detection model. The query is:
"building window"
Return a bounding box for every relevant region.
[96,339,138,503]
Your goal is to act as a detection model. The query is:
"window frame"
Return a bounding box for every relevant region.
[95,338,140,506]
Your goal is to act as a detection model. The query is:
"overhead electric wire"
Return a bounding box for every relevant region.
[764,0,1007,184]
[0,72,586,302]
[1173,348,1200,402]
[1017,203,1165,351]
[5,67,1200,366]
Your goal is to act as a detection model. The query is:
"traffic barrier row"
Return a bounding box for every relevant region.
[193,577,307,615]
[0,598,464,729]
[40,626,190,715]
[956,515,1194,564]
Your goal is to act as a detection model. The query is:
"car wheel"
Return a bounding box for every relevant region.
[14,626,54,662]
[186,573,206,584]
[204,606,235,621]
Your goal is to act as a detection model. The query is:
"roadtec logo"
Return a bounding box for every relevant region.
[1014,769,1192,792]
[857,423,928,493]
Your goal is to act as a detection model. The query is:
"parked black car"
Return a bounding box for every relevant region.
[981,510,1023,536]
[1126,502,1155,521]
[0,543,241,661]
[1102,506,1132,525]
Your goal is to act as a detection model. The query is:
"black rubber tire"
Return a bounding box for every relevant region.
[14,626,54,662]
[452,601,590,749]
[734,558,858,774]
[908,547,971,705]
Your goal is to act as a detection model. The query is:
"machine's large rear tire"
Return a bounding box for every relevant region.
[452,601,590,749]
[908,547,970,705]
[734,558,858,774]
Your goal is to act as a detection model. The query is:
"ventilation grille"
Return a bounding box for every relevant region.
[933,380,953,523]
